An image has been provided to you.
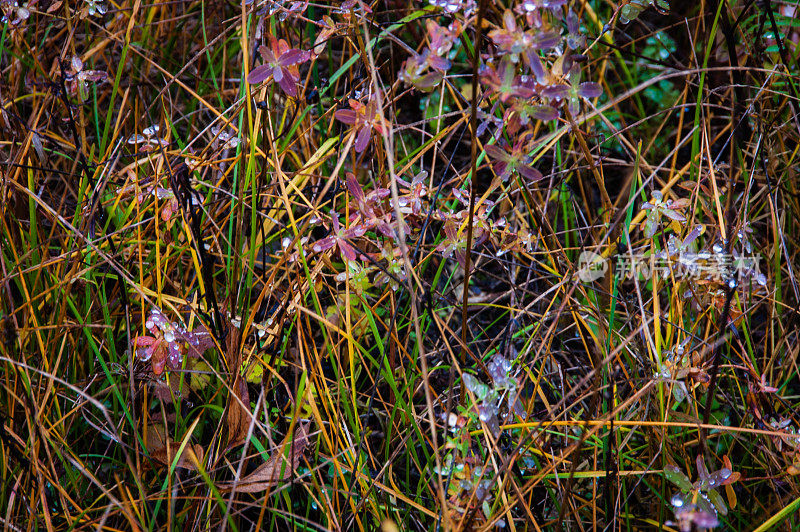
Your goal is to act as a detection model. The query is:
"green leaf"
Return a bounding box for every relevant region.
[189,360,213,390]
[463,373,489,401]
[665,464,693,491]
[706,488,728,516]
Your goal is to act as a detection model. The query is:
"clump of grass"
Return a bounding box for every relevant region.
[1,0,800,530]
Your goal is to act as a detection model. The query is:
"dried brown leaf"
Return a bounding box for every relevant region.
[220,422,310,493]
[145,424,204,471]
[225,327,250,447]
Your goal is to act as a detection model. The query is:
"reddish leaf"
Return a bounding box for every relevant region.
[518,164,544,182]
[248,64,272,84]
[334,109,357,125]
[278,72,297,97]
[81,71,108,82]
[662,209,686,222]
[415,71,444,91]
[542,84,570,100]
[312,235,336,253]
[578,82,603,99]
[354,125,372,152]
[339,240,358,261]
[531,105,559,121]
[427,54,451,72]
[485,144,510,162]
[279,48,309,66]
[526,52,548,83]
[531,31,560,50]
[346,172,366,204]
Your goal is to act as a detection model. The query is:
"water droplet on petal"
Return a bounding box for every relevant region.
[137,347,152,361]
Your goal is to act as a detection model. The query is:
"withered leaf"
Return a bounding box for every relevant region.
[145,423,204,471]
[226,374,251,447]
[220,422,310,493]
[225,327,251,447]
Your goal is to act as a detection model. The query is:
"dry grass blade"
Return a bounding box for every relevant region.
[2,0,800,529]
